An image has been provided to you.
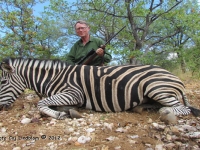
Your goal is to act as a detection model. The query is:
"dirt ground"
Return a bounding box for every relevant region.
[0,79,200,150]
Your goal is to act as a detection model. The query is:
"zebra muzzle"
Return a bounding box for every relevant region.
[0,104,10,111]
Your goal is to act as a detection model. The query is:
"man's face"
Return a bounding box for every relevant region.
[75,23,90,37]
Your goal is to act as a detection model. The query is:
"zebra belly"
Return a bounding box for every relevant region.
[83,89,141,112]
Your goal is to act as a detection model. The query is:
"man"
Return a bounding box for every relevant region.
[66,20,112,66]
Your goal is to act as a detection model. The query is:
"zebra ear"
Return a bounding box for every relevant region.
[0,63,15,73]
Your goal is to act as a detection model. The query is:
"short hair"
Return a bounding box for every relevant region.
[74,20,89,28]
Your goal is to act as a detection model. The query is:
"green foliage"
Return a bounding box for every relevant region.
[184,47,200,78]
[0,0,66,59]
[0,0,37,57]
[139,51,179,71]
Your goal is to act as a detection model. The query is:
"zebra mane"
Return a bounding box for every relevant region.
[1,58,69,65]
[1,57,70,69]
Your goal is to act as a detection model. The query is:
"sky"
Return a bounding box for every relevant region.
[33,0,76,16]
[33,1,50,16]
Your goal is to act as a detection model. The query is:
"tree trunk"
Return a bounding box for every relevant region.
[177,51,186,73]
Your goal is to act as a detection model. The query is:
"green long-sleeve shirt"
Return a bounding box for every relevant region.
[66,36,112,66]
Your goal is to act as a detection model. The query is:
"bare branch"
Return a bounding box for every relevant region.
[144,30,181,52]
[151,0,183,22]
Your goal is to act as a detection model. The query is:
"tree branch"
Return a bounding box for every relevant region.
[151,0,183,22]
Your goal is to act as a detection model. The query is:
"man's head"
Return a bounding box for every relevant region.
[74,20,90,37]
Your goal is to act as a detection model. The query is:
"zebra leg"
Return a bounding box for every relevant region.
[159,105,191,116]
[149,93,191,116]
[158,95,200,116]
[156,96,191,116]
[37,92,84,119]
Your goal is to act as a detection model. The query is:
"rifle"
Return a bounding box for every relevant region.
[77,25,126,65]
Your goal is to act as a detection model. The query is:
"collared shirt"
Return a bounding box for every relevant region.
[66,36,112,66]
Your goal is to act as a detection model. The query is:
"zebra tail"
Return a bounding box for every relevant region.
[183,94,191,107]
[182,95,200,116]
[188,106,200,117]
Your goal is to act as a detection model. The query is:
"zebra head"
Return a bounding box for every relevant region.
[0,59,26,110]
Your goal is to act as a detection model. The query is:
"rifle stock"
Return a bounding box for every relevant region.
[82,52,98,65]
[77,49,95,65]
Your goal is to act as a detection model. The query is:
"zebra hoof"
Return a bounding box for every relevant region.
[50,105,78,112]
[132,106,144,114]
[69,109,82,119]
[58,112,69,120]
[159,109,177,125]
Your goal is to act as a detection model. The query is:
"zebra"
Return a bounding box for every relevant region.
[0,58,200,119]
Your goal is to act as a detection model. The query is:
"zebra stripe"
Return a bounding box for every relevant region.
[0,58,199,119]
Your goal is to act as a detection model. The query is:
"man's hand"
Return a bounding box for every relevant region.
[96,48,104,56]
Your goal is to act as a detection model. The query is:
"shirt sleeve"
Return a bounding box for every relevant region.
[66,45,76,65]
[104,52,112,63]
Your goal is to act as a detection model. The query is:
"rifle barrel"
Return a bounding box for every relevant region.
[104,26,126,45]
